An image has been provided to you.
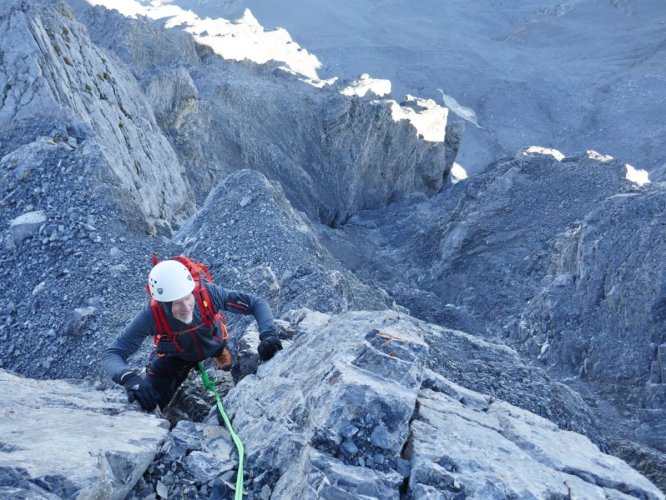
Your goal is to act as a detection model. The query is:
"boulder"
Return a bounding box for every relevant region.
[411,372,663,499]
[9,210,47,245]
[0,369,168,499]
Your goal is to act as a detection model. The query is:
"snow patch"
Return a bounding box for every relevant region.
[84,1,323,81]
[388,96,447,143]
[450,163,468,184]
[341,74,391,98]
[437,89,481,128]
[625,164,650,187]
[586,150,614,163]
[523,146,565,161]
[85,1,449,143]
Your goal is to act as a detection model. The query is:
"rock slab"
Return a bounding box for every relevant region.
[221,309,663,499]
[0,370,168,500]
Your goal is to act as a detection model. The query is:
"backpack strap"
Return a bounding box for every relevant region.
[193,280,215,327]
[148,296,173,345]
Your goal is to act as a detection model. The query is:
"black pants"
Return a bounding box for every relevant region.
[145,354,197,410]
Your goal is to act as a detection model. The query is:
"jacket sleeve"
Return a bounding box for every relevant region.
[101,306,155,384]
[210,285,276,339]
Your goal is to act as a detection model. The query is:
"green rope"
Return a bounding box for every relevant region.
[197,362,245,499]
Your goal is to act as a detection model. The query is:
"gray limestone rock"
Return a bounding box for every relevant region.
[76,4,201,71]
[61,305,96,336]
[223,309,427,497]
[144,67,200,133]
[218,309,661,498]
[9,209,47,245]
[421,322,603,444]
[133,419,236,499]
[0,0,194,230]
[0,369,169,499]
[410,371,663,499]
[181,64,460,226]
[322,149,666,486]
[272,449,404,499]
[0,0,663,496]
[518,186,666,412]
[76,5,461,226]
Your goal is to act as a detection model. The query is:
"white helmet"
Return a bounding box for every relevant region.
[148,260,195,302]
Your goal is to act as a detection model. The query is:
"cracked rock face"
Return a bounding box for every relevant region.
[518,187,666,406]
[118,309,664,499]
[0,0,193,230]
[412,372,662,499]
[217,309,662,499]
[223,309,428,497]
[0,369,169,499]
[78,5,461,227]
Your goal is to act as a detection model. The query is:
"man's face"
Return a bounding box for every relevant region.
[171,293,195,324]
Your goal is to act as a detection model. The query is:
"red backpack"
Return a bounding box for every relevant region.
[146,254,228,348]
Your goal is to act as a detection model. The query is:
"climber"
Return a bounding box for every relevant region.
[102,258,282,411]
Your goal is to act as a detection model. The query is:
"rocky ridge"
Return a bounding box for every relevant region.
[78,3,461,226]
[4,311,663,499]
[0,370,168,499]
[0,0,664,497]
[0,0,193,232]
[322,148,666,487]
[222,309,662,499]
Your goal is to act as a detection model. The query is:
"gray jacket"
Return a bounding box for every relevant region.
[102,284,275,383]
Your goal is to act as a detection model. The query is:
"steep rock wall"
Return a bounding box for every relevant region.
[518,185,666,460]
[0,0,193,230]
[78,5,461,226]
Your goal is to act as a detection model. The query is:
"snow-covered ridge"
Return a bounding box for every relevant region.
[85,0,323,80]
[83,0,449,143]
[523,147,651,186]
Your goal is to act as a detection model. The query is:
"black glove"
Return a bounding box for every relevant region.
[257,334,283,361]
[120,372,158,411]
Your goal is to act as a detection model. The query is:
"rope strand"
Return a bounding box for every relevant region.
[197,362,245,499]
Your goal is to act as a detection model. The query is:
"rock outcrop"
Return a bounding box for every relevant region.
[129,310,663,499]
[78,4,461,226]
[0,369,168,499]
[518,187,666,410]
[322,149,666,486]
[412,373,659,499]
[0,0,194,231]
